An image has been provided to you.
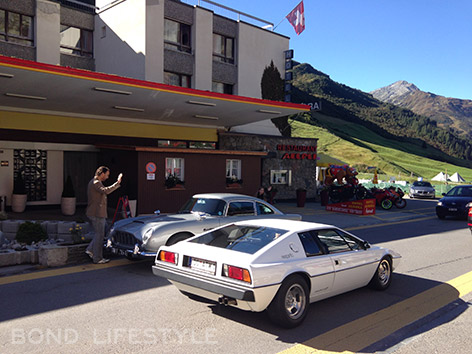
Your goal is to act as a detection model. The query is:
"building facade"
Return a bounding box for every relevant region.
[0,0,311,214]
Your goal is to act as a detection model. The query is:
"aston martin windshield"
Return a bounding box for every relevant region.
[178,198,226,216]
[189,224,288,254]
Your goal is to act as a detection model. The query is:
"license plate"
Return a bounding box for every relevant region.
[189,257,216,275]
[448,208,457,212]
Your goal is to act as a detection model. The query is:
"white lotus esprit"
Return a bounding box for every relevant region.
[152,219,401,328]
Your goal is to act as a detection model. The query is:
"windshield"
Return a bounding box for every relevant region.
[190,224,288,254]
[178,198,226,216]
[445,186,472,197]
[413,182,432,187]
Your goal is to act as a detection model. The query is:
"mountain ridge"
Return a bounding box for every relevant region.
[370,81,472,137]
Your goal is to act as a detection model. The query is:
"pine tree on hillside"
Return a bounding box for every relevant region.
[261,61,291,136]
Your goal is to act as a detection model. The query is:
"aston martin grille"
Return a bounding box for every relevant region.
[112,231,139,247]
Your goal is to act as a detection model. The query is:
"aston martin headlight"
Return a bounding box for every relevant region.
[143,228,153,244]
[437,201,443,206]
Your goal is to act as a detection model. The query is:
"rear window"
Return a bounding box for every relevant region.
[189,224,288,254]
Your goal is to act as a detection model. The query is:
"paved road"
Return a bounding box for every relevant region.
[1,198,471,354]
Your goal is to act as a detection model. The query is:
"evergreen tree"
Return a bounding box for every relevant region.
[260,61,291,136]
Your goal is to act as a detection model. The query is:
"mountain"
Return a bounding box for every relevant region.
[289,63,472,164]
[371,81,472,137]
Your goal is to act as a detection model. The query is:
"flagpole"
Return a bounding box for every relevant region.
[273,17,286,31]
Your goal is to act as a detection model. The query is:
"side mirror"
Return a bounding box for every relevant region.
[442,193,446,196]
[363,241,370,249]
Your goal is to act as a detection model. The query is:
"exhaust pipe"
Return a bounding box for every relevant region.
[218,296,237,306]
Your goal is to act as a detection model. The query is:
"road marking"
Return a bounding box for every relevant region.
[0,258,139,286]
[278,270,472,354]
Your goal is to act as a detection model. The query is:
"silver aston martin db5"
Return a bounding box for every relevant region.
[107,193,301,258]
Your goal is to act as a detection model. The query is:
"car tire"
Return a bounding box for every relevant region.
[369,257,392,290]
[166,232,193,246]
[267,274,309,328]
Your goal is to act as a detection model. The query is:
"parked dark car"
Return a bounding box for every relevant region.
[436,185,472,219]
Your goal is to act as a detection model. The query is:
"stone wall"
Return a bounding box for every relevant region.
[219,133,318,200]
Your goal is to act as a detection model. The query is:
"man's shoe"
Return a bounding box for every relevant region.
[96,258,110,264]
[85,250,93,259]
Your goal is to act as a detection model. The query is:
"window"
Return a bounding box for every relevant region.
[164,71,191,88]
[213,33,234,63]
[189,224,288,255]
[0,10,33,46]
[60,25,93,57]
[212,81,233,95]
[165,158,184,181]
[270,170,292,185]
[315,229,363,254]
[226,159,241,180]
[227,202,255,216]
[298,231,324,257]
[164,18,191,53]
[14,149,47,201]
[256,202,275,215]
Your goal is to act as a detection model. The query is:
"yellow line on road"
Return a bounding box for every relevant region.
[0,259,137,286]
[279,270,472,354]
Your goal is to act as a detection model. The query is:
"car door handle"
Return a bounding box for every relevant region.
[203,227,213,231]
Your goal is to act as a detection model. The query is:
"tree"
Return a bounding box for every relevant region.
[260,61,291,136]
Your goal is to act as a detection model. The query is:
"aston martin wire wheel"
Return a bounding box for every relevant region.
[369,257,392,290]
[267,275,309,328]
[380,198,393,210]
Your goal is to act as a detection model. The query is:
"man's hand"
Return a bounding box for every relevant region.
[117,173,123,184]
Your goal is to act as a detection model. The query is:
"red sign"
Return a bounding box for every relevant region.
[277,144,317,161]
[282,153,317,160]
[146,162,157,173]
[326,199,376,215]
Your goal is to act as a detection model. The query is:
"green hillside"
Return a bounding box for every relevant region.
[290,118,472,182]
[290,63,472,162]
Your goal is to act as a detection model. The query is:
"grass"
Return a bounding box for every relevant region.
[290,118,472,183]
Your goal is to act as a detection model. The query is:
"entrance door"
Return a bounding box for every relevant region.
[64,151,98,204]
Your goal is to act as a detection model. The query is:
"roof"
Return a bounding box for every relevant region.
[0,55,309,131]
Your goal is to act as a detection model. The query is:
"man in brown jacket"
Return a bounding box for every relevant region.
[86,166,122,264]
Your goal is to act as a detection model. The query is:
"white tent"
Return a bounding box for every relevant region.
[449,172,465,183]
[431,172,449,181]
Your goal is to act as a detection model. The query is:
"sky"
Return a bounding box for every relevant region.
[191,0,472,100]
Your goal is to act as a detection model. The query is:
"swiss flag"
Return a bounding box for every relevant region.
[286,1,305,35]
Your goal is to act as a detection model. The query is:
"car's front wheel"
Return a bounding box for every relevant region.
[267,274,309,328]
[369,257,392,290]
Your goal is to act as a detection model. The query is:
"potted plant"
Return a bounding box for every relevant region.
[11,174,27,213]
[165,174,185,189]
[226,176,243,188]
[61,175,76,215]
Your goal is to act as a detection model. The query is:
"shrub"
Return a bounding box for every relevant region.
[62,175,75,198]
[16,221,47,245]
[13,174,27,195]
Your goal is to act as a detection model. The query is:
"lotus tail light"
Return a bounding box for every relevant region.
[223,264,251,283]
[159,250,178,265]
